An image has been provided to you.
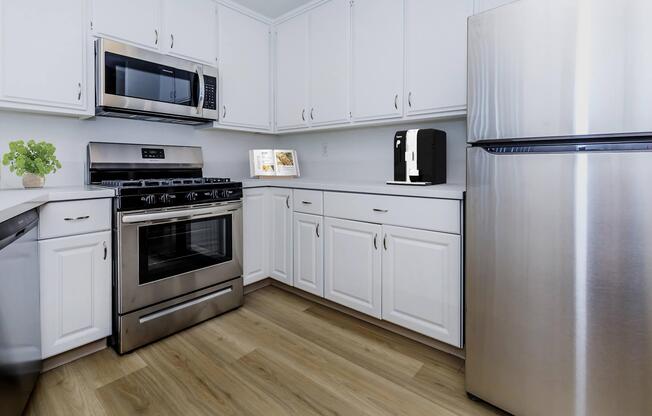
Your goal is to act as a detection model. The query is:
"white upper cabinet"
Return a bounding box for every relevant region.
[0,0,87,112]
[308,0,350,126]
[473,0,514,14]
[381,225,462,347]
[276,13,309,130]
[405,0,473,116]
[351,0,404,122]
[218,5,271,130]
[92,0,160,49]
[162,0,217,65]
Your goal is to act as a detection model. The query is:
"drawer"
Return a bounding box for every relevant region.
[293,189,323,215]
[324,192,460,234]
[39,198,112,240]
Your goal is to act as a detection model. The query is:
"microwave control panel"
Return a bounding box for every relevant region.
[204,76,217,110]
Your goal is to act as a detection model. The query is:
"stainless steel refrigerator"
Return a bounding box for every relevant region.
[466,1,652,415]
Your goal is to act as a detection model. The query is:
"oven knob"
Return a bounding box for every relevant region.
[159,193,176,204]
[140,195,156,206]
[210,189,221,199]
[186,191,198,202]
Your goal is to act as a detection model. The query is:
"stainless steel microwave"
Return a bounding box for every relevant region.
[95,38,218,125]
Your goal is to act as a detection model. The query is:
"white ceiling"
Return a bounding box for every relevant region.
[232,0,313,18]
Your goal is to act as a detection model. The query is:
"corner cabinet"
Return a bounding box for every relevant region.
[324,217,382,319]
[268,188,293,285]
[243,189,269,285]
[39,231,112,358]
[381,225,461,347]
[0,0,89,115]
[217,4,272,131]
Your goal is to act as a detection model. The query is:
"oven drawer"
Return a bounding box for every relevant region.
[117,278,243,354]
[39,198,112,240]
[293,189,323,215]
[323,192,461,234]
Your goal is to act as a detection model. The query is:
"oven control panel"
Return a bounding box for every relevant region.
[116,184,243,211]
[142,148,165,159]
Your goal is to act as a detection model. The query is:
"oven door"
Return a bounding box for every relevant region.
[96,38,218,121]
[117,201,242,314]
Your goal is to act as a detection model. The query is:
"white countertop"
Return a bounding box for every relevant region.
[0,186,115,223]
[241,178,466,200]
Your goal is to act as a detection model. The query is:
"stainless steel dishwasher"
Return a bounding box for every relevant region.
[0,209,40,415]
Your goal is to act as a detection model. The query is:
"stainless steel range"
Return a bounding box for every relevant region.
[88,142,243,354]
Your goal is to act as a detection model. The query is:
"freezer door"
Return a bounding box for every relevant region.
[466,146,652,416]
[468,0,652,142]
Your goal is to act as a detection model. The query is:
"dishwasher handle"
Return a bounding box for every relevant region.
[0,209,38,251]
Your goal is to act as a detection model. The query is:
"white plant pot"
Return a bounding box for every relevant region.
[22,173,45,189]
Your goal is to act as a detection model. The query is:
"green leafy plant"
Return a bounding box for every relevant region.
[2,140,62,177]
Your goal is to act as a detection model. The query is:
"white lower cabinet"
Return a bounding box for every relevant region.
[268,188,293,285]
[39,231,112,358]
[381,225,462,347]
[293,213,324,297]
[243,188,269,285]
[324,217,382,318]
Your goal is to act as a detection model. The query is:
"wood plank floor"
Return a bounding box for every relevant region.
[25,286,505,416]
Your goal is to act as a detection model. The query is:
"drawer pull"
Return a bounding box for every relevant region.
[139,287,233,324]
[301,201,313,205]
[64,215,90,221]
[373,209,388,213]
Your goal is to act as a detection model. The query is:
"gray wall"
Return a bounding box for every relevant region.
[0,111,275,189]
[0,111,468,189]
[277,118,468,184]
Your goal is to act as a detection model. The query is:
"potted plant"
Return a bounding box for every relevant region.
[2,140,62,188]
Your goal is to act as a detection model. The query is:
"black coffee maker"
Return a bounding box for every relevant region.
[387,129,446,186]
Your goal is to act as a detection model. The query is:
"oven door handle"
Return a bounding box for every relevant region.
[122,204,241,224]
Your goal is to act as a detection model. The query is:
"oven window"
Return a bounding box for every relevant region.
[105,52,198,106]
[139,215,232,285]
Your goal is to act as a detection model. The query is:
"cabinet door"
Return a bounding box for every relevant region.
[351,0,404,121]
[381,225,461,347]
[243,188,269,285]
[163,0,217,64]
[473,0,514,14]
[40,231,112,358]
[324,217,381,318]
[218,5,271,130]
[293,213,324,296]
[268,188,293,285]
[0,0,86,110]
[92,0,160,49]
[275,14,309,130]
[308,0,350,126]
[405,0,473,116]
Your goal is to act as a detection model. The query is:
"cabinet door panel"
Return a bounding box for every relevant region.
[293,213,324,296]
[1,0,85,109]
[351,0,403,121]
[269,188,293,284]
[243,189,268,285]
[324,217,381,318]
[381,225,461,347]
[309,0,350,126]
[276,14,309,130]
[406,0,473,116]
[163,0,217,64]
[40,231,112,358]
[218,6,271,130]
[92,0,160,49]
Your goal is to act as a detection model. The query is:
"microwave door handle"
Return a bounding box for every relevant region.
[196,66,205,115]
